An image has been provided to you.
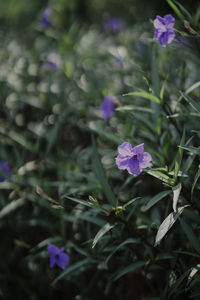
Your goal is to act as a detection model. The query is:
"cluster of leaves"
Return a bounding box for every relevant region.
[1,0,200,299]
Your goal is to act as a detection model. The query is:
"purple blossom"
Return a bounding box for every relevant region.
[41,8,52,28]
[100,96,115,120]
[44,60,58,70]
[47,243,69,270]
[0,161,12,182]
[116,142,152,175]
[103,17,122,34]
[113,57,122,68]
[153,14,175,47]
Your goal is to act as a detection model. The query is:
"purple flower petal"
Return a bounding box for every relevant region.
[45,60,58,70]
[164,14,175,27]
[118,142,133,156]
[139,152,152,168]
[0,161,12,182]
[41,8,52,27]
[100,96,115,120]
[47,243,69,269]
[153,14,175,47]
[116,155,130,170]
[47,243,59,255]
[115,142,152,175]
[153,16,166,30]
[127,157,141,175]
[56,252,70,269]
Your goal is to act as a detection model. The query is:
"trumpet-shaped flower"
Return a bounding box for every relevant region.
[47,243,69,270]
[153,14,175,47]
[103,17,122,34]
[41,8,52,28]
[0,161,12,182]
[116,142,152,175]
[45,60,58,70]
[100,96,115,120]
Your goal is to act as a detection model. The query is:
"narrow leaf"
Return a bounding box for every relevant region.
[174,127,185,182]
[92,223,115,248]
[155,205,187,246]
[52,258,90,284]
[172,183,182,212]
[92,136,116,206]
[166,0,185,20]
[179,218,200,254]
[123,92,160,104]
[191,168,200,197]
[113,261,146,281]
[65,196,93,208]
[145,190,171,211]
[181,92,200,113]
[160,77,168,102]
[105,238,139,264]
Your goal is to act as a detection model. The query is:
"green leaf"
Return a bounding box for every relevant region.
[155,206,187,246]
[116,105,154,113]
[179,218,200,254]
[92,223,115,248]
[179,146,200,156]
[187,264,200,287]
[45,121,61,155]
[113,261,146,281]
[64,196,94,208]
[51,205,64,210]
[123,92,160,104]
[191,168,200,198]
[144,190,171,211]
[0,198,25,219]
[172,183,182,212]
[145,169,172,184]
[173,127,185,183]
[160,76,168,102]
[105,238,139,264]
[122,197,141,209]
[181,92,200,114]
[185,81,200,95]
[92,136,116,206]
[52,258,91,284]
[166,0,185,20]
[168,268,191,298]
[174,1,192,21]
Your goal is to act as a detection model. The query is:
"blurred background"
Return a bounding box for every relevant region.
[0,0,200,299]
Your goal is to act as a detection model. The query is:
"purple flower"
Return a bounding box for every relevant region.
[113,57,122,68]
[47,243,69,270]
[44,60,58,70]
[0,161,12,182]
[100,96,115,120]
[153,14,175,47]
[116,142,152,175]
[41,8,52,28]
[103,17,122,34]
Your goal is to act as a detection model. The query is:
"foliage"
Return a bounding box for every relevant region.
[1,0,200,299]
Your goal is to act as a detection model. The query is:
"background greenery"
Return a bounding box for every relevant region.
[1,0,200,299]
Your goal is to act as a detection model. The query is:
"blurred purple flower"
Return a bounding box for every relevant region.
[41,8,52,28]
[100,96,115,120]
[116,142,152,175]
[44,60,58,70]
[103,17,122,34]
[153,14,175,47]
[0,161,12,182]
[113,57,122,67]
[47,243,69,270]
